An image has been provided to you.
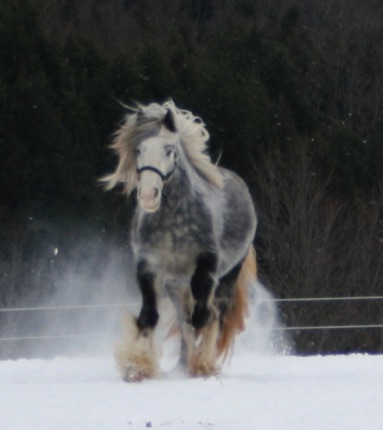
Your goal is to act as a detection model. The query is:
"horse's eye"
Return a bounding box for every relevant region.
[166,149,174,158]
[134,148,141,157]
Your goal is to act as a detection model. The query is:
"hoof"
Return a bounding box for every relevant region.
[117,353,158,382]
[115,315,159,382]
[122,364,151,382]
[189,357,220,378]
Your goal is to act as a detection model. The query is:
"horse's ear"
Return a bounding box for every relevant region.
[163,109,177,132]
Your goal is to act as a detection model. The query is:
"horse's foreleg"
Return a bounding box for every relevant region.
[190,251,217,330]
[136,260,159,331]
[185,251,221,376]
[183,315,220,377]
[115,260,160,382]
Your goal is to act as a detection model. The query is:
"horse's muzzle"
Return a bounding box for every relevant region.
[138,188,161,212]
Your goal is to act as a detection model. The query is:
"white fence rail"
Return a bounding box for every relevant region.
[1,296,383,342]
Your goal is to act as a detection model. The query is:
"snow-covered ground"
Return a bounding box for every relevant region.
[1,274,381,429]
[1,352,382,430]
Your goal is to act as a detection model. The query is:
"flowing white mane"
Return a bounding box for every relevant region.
[101,100,224,194]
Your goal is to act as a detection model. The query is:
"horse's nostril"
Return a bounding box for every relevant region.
[138,188,159,200]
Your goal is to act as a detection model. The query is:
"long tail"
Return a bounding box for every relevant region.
[216,246,257,360]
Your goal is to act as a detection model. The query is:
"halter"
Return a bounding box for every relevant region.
[137,163,177,183]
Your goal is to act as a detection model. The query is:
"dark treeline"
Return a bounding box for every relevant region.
[1,0,383,354]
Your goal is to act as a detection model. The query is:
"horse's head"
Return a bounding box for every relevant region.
[135,109,178,212]
[100,100,224,206]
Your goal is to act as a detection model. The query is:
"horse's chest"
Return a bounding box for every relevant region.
[133,205,213,273]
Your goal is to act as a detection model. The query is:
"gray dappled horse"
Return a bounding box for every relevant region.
[102,101,257,381]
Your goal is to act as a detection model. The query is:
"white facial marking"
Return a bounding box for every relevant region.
[136,136,177,212]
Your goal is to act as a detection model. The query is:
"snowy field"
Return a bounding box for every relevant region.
[1,352,382,430]
[2,275,381,429]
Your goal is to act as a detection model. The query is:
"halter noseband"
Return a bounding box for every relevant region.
[137,164,177,182]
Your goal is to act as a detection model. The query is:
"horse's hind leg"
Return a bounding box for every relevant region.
[115,260,160,382]
[214,262,243,358]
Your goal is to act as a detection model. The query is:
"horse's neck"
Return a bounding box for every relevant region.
[165,164,193,202]
[166,160,205,202]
